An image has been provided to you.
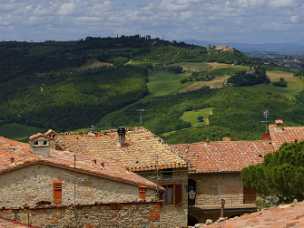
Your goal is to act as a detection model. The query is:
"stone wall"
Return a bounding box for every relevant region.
[191,173,256,209]
[0,164,157,208]
[140,168,188,227]
[0,202,161,228]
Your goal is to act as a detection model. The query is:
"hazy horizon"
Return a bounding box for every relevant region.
[0,0,303,44]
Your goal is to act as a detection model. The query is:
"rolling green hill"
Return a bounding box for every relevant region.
[1,35,303,143]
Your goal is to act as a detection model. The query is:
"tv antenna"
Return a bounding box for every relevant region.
[136,109,146,125]
[261,110,270,132]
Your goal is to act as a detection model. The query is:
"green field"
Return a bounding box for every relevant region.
[179,63,249,92]
[147,71,187,96]
[181,108,213,126]
[267,71,304,97]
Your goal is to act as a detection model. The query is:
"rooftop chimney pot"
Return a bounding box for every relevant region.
[117,127,126,147]
[275,119,284,126]
[29,133,53,157]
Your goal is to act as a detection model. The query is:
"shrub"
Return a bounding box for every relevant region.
[272,78,288,87]
[191,72,215,81]
[197,116,204,123]
[180,78,188,84]
[164,65,184,74]
[295,71,304,78]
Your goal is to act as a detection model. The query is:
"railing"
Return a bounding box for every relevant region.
[193,195,256,210]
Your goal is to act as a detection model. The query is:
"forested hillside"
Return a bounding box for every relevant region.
[0,35,303,142]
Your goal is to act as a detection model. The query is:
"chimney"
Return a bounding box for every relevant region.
[29,133,52,157]
[275,118,284,127]
[117,127,126,147]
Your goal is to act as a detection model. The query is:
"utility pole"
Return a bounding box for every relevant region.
[73,154,78,227]
[220,199,225,218]
[261,110,270,132]
[136,109,145,125]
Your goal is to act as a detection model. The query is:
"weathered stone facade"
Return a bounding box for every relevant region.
[0,164,157,208]
[189,173,256,223]
[0,202,161,228]
[191,173,255,209]
[140,168,188,227]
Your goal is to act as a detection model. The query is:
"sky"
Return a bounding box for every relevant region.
[0,0,303,44]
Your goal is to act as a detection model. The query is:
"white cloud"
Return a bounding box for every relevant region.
[290,15,301,23]
[0,0,303,43]
[269,0,295,8]
[57,2,76,16]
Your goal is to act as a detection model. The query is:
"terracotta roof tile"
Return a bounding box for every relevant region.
[202,201,304,228]
[269,124,304,150]
[172,141,274,173]
[0,136,160,190]
[53,128,187,171]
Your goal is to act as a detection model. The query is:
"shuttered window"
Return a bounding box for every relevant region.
[53,181,63,205]
[243,187,256,204]
[175,184,182,206]
[161,184,183,206]
[139,186,147,201]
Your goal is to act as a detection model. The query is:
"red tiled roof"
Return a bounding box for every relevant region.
[202,201,304,228]
[53,128,187,171]
[172,141,274,173]
[269,124,304,150]
[0,137,161,190]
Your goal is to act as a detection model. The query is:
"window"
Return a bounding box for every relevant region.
[243,187,256,204]
[53,181,63,205]
[164,185,174,204]
[161,184,183,206]
[138,186,147,201]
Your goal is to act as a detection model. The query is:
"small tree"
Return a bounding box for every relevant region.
[242,142,304,203]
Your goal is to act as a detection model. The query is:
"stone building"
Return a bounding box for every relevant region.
[50,127,189,227]
[172,119,304,225]
[0,135,162,227]
[172,140,275,224]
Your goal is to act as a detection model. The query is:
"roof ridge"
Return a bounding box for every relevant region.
[0,136,161,190]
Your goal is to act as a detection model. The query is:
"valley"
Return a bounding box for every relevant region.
[0,36,304,143]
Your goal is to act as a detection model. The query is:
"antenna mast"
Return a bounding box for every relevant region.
[261,110,270,132]
[136,109,146,125]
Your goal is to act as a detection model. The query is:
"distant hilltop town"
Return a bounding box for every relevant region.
[214,45,234,52]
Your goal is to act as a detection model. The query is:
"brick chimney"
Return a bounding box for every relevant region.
[29,133,53,157]
[117,127,126,147]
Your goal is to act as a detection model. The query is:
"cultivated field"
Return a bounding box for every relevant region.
[181,108,213,126]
